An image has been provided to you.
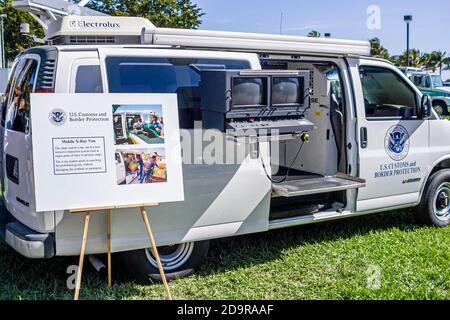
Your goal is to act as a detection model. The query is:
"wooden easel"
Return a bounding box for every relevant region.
[70,203,173,301]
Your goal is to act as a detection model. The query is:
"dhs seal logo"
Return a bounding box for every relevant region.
[385,125,410,161]
[49,109,67,126]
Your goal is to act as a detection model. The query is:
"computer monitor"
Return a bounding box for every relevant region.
[199,70,270,117]
[231,77,268,108]
[271,76,305,107]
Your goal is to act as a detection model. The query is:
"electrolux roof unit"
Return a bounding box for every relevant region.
[47,15,156,45]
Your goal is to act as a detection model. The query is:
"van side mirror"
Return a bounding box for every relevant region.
[420,95,432,119]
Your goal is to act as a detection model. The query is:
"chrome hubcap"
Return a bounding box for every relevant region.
[145,242,194,271]
[433,183,450,221]
[434,105,444,116]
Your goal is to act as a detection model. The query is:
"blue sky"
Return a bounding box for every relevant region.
[194,0,450,56]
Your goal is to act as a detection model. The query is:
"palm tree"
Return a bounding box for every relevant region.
[426,51,449,74]
[409,49,428,68]
[307,31,321,38]
[394,49,428,68]
[369,37,391,60]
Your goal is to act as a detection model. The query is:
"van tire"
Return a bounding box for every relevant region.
[415,170,450,227]
[432,101,448,116]
[118,241,210,284]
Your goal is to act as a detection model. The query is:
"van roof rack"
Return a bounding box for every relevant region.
[45,16,370,56]
[142,28,370,56]
[13,0,371,56]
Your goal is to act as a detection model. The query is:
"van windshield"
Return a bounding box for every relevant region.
[431,75,443,87]
[106,57,250,128]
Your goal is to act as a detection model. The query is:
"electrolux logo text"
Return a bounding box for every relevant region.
[68,20,121,29]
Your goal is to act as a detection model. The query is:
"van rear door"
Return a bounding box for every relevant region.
[3,54,40,224]
[348,58,430,212]
[0,60,19,193]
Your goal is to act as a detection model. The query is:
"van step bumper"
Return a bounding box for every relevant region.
[2,221,54,259]
[272,173,366,197]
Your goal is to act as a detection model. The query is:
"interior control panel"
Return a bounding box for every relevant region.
[226,118,315,137]
[199,70,312,138]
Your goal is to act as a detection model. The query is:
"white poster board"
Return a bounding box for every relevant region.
[30,94,184,212]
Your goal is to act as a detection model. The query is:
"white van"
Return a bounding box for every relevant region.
[0,14,448,283]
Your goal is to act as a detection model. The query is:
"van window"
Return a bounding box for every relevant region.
[411,75,423,87]
[6,59,38,133]
[360,66,418,119]
[106,57,251,128]
[1,60,23,127]
[431,75,443,87]
[75,65,103,93]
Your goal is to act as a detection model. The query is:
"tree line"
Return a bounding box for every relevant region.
[0,0,204,62]
[307,31,449,74]
[369,37,449,74]
[0,0,449,73]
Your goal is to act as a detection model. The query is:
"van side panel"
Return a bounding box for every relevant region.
[55,145,272,255]
[54,49,271,255]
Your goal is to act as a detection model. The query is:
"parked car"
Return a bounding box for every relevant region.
[399,68,450,116]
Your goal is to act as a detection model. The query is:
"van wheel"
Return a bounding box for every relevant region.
[433,101,448,116]
[415,170,450,227]
[118,241,210,284]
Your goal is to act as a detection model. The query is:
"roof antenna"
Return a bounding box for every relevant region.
[12,0,106,31]
[279,12,283,35]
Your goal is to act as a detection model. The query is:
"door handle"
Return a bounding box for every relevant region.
[360,127,368,149]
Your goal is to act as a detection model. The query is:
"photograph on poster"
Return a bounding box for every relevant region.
[116,148,168,185]
[113,104,164,145]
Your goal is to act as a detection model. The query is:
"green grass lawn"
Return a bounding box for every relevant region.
[0,209,448,300]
